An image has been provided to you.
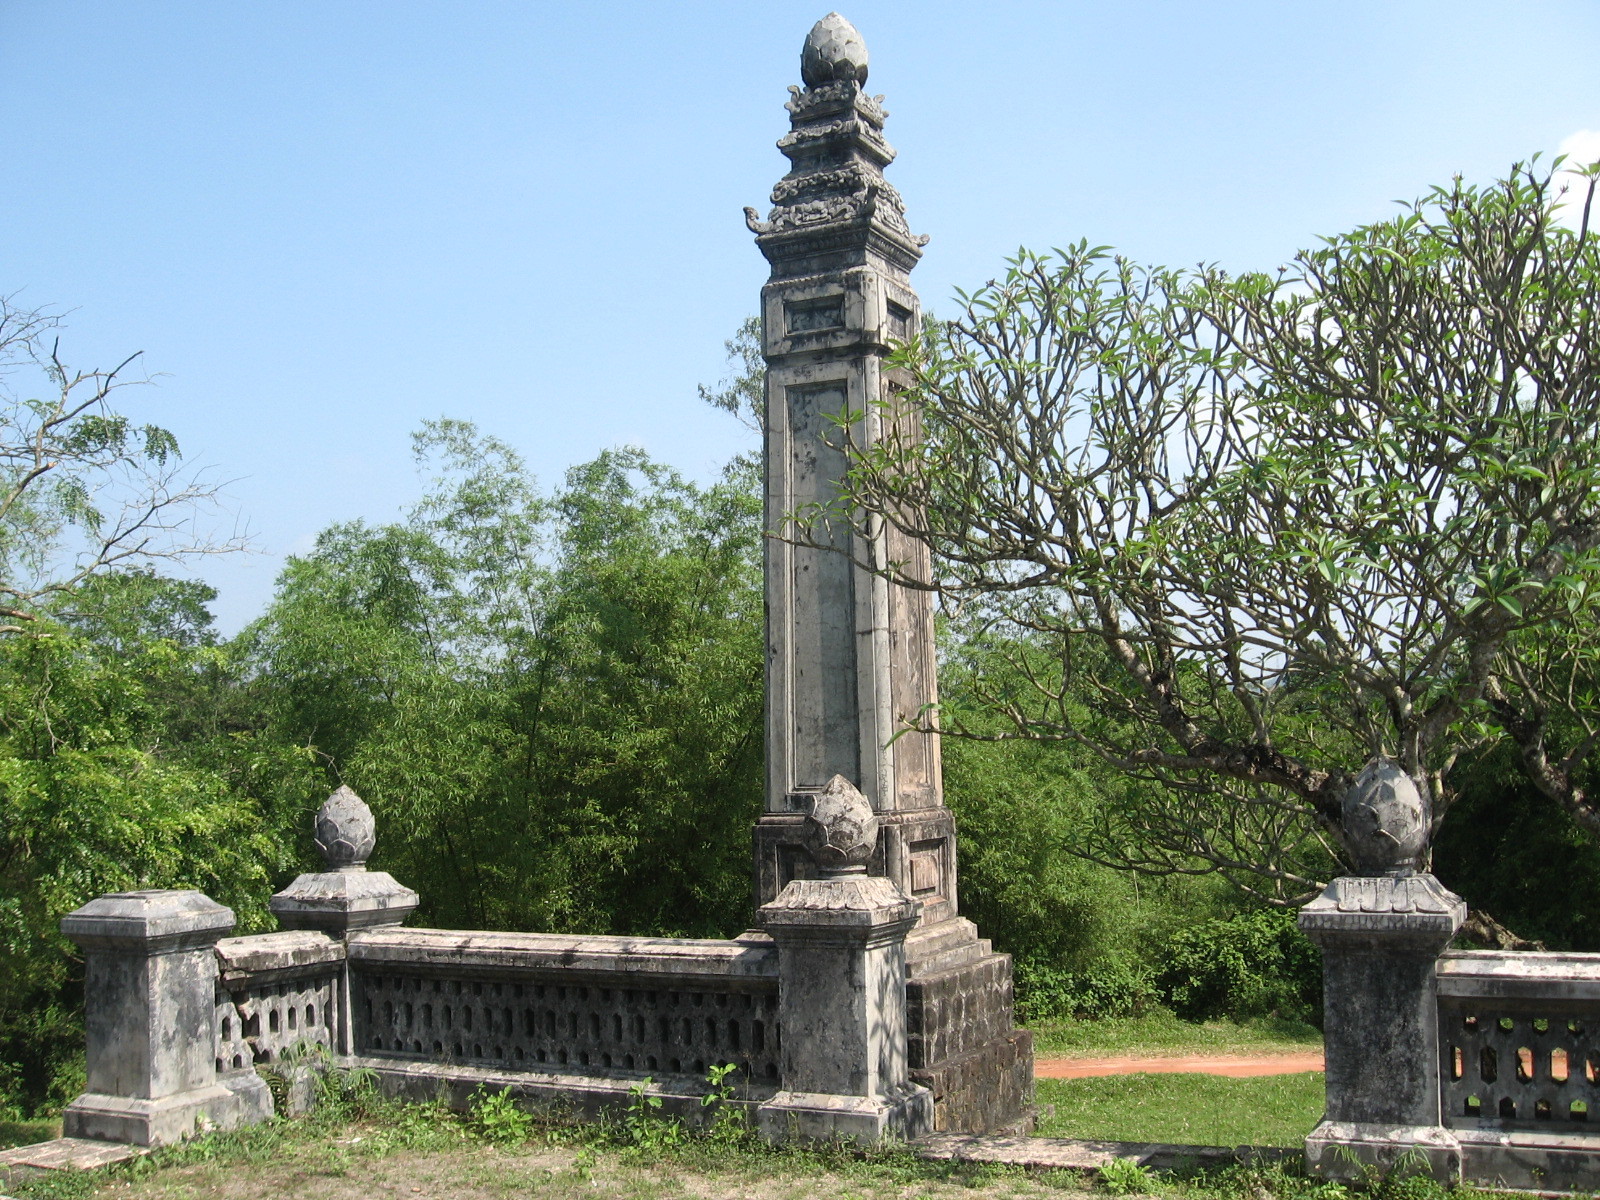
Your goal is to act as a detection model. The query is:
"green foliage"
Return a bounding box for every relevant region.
[0,581,300,1115]
[622,1076,685,1151]
[1157,909,1322,1024]
[822,160,1600,896]
[250,422,764,938]
[467,1084,535,1146]
[1035,1071,1325,1148]
[1097,1158,1157,1195]
[1433,744,1600,949]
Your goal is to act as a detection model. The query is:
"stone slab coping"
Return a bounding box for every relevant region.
[347,928,779,982]
[0,1136,144,1173]
[914,1133,1293,1172]
[216,929,345,981]
[1437,950,1600,1002]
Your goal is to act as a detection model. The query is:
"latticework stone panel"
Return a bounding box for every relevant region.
[1440,1001,1600,1129]
[353,971,781,1083]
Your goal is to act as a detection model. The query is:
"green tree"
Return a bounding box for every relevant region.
[251,421,765,937]
[810,161,1600,902]
[0,301,243,634]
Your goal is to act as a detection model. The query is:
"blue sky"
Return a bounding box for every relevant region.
[5,1,1598,632]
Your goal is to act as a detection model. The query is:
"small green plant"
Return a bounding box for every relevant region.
[467,1084,534,1146]
[1098,1157,1157,1195]
[623,1076,685,1152]
[700,1061,749,1144]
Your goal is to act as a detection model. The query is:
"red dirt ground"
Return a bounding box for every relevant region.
[1035,1051,1325,1079]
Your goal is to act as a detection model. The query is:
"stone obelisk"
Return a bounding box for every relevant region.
[746,12,1033,1133]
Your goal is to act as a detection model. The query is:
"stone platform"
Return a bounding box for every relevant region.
[914,1133,1292,1172]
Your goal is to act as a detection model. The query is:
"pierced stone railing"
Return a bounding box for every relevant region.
[61,780,929,1147]
[1436,950,1600,1132]
[214,931,345,1074]
[344,928,781,1084]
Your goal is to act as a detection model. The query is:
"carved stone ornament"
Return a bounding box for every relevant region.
[313,785,376,872]
[1341,758,1429,876]
[802,774,879,874]
[801,13,869,88]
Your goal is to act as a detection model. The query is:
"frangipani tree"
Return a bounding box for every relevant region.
[810,162,1600,901]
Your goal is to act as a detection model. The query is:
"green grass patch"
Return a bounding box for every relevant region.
[0,1117,59,1150]
[1036,1071,1325,1148]
[1029,1011,1323,1059]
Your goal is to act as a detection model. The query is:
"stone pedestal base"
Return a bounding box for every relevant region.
[906,922,1034,1133]
[1306,1120,1462,1184]
[63,1075,272,1147]
[756,1083,933,1143]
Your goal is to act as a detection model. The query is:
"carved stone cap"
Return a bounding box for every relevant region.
[760,874,919,941]
[61,889,235,952]
[269,869,418,935]
[1298,874,1465,944]
[802,13,868,88]
[1341,758,1429,876]
[315,785,376,872]
[802,775,878,875]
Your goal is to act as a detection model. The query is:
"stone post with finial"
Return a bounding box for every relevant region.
[756,774,932,1142]
[1300,759,1467,1183]
[747,12,1033,1132]
[270,786,417,1053]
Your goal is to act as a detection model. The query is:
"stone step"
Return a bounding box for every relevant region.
[914,1132,1292,1172]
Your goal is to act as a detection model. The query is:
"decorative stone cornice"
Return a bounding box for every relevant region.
[748,13,926,278]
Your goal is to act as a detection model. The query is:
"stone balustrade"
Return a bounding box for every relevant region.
[60,781,929,1146]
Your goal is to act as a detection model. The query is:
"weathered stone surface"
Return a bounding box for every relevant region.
[0,1136,145,1172]
[758,868,929,1142]
[60,890,272,1147]
[1299,874,1465,1183]
[269,867,418,935]
[914,1133,1292,1172]
[801,774,878,872]
[314,785,376,869]
[801,13,869,88]
[1341,759,1429,876]
[347,927,778,982]
[749,14,1030,1136]
[215,930,344,985]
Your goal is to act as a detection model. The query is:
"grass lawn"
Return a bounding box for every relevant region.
[0,1118,59,1150]
[1028,1012,1323,1060]
[1035,1071,1326,1149]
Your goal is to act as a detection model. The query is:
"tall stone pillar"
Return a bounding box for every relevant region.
[746,12,1032,1133]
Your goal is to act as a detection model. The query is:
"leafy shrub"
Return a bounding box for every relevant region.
[467,1085,534,1146]
[1014,958,1160,1023]
[1155,908,1321,1024]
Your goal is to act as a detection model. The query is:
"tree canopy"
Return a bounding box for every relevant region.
[811,162,1600,901]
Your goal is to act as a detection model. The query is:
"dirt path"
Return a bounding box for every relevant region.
[1035,1050,1324,1079]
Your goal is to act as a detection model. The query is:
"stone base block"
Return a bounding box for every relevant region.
[912,1027,1034,1134]
[63,1077,272,1147]
[1457,1126,1600,1192]
[756,1084,933,1144]
[907,949,1033,1133]
[354,1056,774,1128]
[1305,1120,1462,1184]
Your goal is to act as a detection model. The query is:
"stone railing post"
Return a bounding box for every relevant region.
[1300,760,1467,1183]
[756,775,932,1142]
[61,890,272,1146]
[270,786,417,1054]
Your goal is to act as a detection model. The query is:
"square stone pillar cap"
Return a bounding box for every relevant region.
[269,868,418,934]
[61,889,235,952]
[759,874,920,942]
[1299,874,1465,940]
